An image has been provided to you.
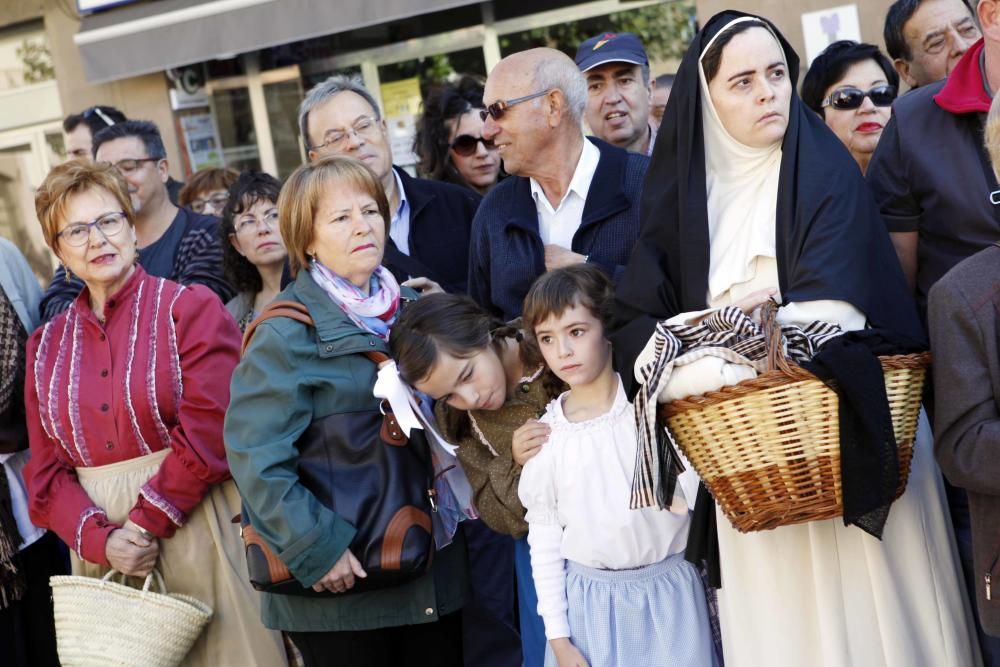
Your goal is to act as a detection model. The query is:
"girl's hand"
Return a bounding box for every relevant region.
[512,419,550,466]
[105,526,159,577]
[550,638,590,667]
[312,549,367,593]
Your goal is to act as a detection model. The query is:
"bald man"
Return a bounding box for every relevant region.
[469,48,648,320]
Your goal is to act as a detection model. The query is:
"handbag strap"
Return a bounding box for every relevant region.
[241,300,390,367]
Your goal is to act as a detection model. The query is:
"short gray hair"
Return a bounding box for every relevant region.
[534,57,587,123]
[298,74,381,150]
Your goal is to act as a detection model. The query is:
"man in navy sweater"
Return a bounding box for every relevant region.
[469,47,649,320]
[298,75,480,294]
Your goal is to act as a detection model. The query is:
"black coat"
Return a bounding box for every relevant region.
[382,167,481,294]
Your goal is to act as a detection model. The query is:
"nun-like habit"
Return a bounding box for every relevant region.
[612,11,978,666]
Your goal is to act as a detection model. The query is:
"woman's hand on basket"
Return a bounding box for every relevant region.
[512,419,550,466]
[313,549,367,593]
[732,288,777,321]
[105,524,159,577]
[550,639,590,667]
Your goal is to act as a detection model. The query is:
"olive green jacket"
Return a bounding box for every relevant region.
[224,270,466,632]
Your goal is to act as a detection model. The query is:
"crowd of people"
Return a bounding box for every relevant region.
[2,0,1000,665]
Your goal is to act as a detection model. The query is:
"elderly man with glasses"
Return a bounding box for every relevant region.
[468,47,648,322]
[298,75,481,294]
[39,120,232,321]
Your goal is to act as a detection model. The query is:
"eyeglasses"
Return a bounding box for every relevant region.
[104,157,162,176]
[480,90,552,122]
[232,210,279,237]
[822,85,897,111]
[312,115,380,152]
[450,134,496,157]
[57,211,127,247]
[190,192,230,214]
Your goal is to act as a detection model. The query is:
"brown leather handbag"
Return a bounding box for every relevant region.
[236,300,435,596]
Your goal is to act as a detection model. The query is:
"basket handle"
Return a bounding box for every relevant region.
[99,568,167,595]
[760,299,796,375]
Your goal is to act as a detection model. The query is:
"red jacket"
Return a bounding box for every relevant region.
[24,267,240,565]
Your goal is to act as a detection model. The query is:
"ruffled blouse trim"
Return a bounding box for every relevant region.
[545,375,629,432]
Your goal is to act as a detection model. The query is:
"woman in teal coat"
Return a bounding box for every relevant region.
[224,156,466,666]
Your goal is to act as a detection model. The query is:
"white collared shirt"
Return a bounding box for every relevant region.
[388,168,411,256]
[529,137,600,248]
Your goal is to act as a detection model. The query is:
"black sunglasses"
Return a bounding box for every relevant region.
[480,89,551,122]
[822,85,897,111]
[450,134,496,156]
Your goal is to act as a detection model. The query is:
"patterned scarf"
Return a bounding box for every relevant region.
[0,286,27,608]
[308,259,401,341]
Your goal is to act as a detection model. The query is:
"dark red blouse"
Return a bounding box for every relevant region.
[24,267,240,566]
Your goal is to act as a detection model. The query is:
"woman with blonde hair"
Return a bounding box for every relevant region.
[24,160,286,666]
[225,155,467,667]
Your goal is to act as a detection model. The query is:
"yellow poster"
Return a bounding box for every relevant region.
[380,77,422,167]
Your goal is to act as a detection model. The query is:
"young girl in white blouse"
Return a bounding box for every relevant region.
[518,265,717,667]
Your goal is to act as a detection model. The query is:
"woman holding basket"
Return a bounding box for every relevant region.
[612,11,977,666]
[23,161,286,666]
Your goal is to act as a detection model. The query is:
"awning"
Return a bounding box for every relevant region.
[74,0,483,84]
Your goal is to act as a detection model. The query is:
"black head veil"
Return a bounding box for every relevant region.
[612,11,924,391]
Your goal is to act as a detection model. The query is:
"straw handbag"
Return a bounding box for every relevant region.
[659,307,929,533]
[50,569,213,666]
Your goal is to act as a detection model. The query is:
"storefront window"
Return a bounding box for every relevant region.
[211,87,261,172]
[263,79,305,178]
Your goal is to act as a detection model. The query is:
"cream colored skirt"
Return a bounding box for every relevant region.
[72,450,287,667]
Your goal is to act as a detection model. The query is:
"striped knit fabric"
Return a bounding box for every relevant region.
[632,306,843,509]
[40,208,232,322]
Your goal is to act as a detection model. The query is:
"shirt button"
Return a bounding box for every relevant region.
[105,441,114,450]
[368,341,376,347]
[325,344,333,352]
[101,369,109,378]
[424,607,434,616]
[99,334,106,341]
[101,403,109,412]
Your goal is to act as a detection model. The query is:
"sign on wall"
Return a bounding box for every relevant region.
[801,4,862,67]
[380,77,423,169]
[179,113,224,172]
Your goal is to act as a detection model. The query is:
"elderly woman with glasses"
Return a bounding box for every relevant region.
[23,161,287,666]
[179,166,240,217]
[220,171,288,331]
[801,40,899,175]
[414,75,502,196]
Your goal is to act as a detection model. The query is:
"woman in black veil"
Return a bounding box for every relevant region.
[612,11,977,666]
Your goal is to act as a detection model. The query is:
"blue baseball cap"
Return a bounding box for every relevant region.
[575,32,649,72]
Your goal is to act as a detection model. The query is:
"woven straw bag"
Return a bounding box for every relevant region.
[659,304,929,533]
[50,569,213,666]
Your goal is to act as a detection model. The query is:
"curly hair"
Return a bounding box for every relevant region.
[413,75,487,186]
[219,171,282,294]
[35,161,135,251]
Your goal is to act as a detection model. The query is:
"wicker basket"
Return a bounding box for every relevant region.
[659,305,929,533]
[50,569,213,667]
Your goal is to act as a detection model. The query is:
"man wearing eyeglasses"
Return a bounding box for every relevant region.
[575,32,658,156]
[39,120,232,322]
[298,75,481,294]
[468,48,647,322]
[869,3,1000,664]
[61,107,185,205]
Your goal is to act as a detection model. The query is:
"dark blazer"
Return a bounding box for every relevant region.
[929,243,1000,636]
[382,167,481,294]
[467,138,648,321]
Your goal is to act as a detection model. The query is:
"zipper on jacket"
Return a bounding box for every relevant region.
[987,552,1000,601]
